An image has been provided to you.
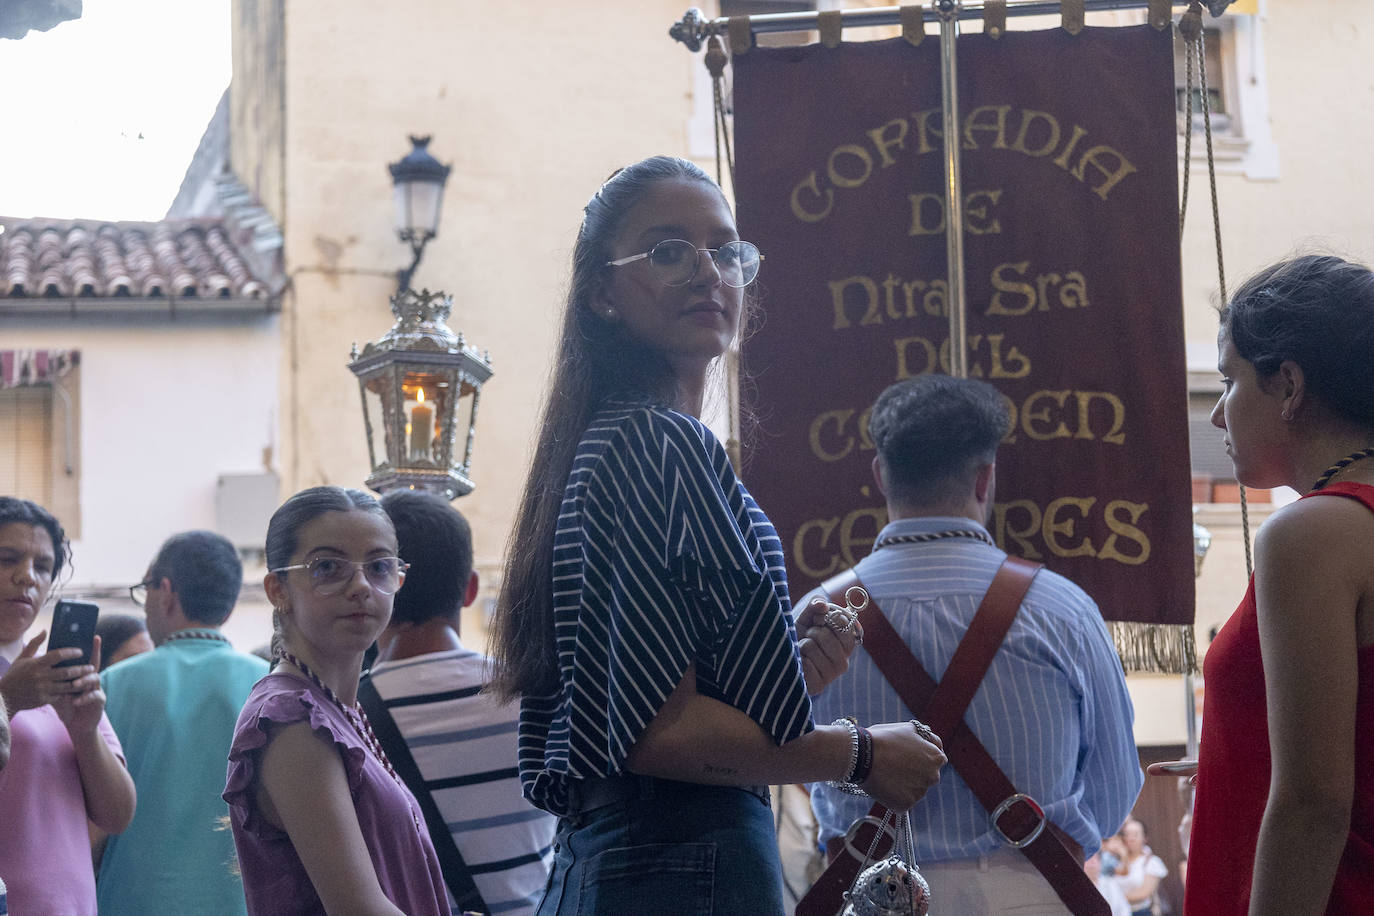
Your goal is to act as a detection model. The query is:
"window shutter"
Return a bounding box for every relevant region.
[0,386,54,506]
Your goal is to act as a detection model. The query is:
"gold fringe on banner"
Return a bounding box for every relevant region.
[1061,0,1085,35]
[984,0,1006,39]
[728,16,752,56]
[900,4,925,46]
[1107,621,1198,675]
[1148,0,1172,29]
[818,9,843,48]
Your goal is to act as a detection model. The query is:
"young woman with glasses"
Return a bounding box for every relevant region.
[490,156,946,915]
[224,486,448,916]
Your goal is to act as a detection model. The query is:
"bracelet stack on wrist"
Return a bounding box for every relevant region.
[852,723,874,784]
[827,716,872,796]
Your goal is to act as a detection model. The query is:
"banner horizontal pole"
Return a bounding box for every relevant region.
[670,2,1199,50]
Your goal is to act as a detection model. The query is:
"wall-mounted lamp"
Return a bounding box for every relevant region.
[389,135,451,296]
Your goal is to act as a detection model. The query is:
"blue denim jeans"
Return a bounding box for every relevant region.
[535,778,784,916]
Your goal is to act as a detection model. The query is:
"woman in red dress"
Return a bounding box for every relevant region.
[1184,254,1374,915]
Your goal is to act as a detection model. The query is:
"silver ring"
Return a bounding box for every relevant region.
[910,719,938,744]
[824,608,857,631]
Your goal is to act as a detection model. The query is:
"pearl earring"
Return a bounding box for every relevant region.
[1282,408,1294,421]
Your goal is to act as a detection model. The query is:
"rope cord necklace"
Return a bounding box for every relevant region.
[161,628,230,645]
[1310,447,1374,492]
[272,647,409,796]
[871,528,995,552]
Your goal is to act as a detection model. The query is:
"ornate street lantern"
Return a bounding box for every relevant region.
[349,289,493,499]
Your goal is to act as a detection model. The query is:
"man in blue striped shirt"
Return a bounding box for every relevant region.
[805,375,1143,914]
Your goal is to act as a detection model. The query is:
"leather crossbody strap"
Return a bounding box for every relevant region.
[358,675,488,915]
[796,559,1110,916]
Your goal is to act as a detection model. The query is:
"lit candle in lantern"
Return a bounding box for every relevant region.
[409,387,434,460]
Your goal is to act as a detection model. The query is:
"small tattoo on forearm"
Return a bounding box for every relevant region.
[703,764,738,776]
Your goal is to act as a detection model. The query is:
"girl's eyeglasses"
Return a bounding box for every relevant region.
[270,556,409,596]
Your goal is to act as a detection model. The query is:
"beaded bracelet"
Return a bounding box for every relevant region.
[827,716,871,796]
[829,716,860,784]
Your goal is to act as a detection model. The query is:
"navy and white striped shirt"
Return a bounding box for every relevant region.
[369,647,556,916]
[804,516,1142,861]
[519,404,814,816]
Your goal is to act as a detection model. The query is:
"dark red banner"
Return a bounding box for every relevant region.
[734,25,1193,630]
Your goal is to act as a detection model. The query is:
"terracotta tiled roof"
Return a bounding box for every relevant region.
[0,217,280,302]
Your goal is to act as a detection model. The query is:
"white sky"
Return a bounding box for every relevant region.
[0,0,230,221]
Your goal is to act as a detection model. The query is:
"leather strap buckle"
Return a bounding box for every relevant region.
[990,793,1046,848]
[841,813,897,862]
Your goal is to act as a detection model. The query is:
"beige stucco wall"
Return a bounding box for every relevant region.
[229,0,286,226]
[273,1,715,627]
[1180,2,1374,347]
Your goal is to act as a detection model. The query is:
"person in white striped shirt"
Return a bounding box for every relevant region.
[368,490,556,916]
[805,375,1143,915]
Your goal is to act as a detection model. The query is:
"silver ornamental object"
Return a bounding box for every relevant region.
[842,856,931,916]
[842,810,931,916]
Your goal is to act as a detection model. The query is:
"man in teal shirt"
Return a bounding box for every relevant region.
[98,530,268,915]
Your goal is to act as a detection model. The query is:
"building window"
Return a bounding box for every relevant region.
[1171,10,1278,179]
[0,385,54,503]
[1174,27,1227,131]
[0,351,82,533]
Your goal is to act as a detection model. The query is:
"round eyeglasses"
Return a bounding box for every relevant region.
[605,239,763,289]
[270,556,410,596]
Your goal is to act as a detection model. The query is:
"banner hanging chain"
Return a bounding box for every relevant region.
[1179,24,1195,232]
[1194,15,1252,579]
[705,35,734,189]
[704,35,743,469]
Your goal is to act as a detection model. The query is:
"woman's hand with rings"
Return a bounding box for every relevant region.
[0,631,99,714]
[862,719,946,811]
[795,589,867,696]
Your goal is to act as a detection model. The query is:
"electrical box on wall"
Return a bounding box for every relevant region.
[216,472,279,552]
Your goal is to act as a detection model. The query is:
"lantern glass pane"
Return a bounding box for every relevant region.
[392,182,412,239]
[361,377,393,470]
[407,180,443,238]
[450,382,479,474]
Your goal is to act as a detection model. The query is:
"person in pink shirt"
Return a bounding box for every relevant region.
[0,497,136,915]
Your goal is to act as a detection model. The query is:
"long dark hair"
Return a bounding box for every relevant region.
[1222,254,1374,428]
[489,156,727,699]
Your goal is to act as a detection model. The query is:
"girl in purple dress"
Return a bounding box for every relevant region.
[224,486,448,916]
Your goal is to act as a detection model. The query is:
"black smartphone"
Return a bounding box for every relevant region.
[48,600,100,668]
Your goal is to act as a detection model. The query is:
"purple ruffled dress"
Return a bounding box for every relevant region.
[224,673,449,916]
